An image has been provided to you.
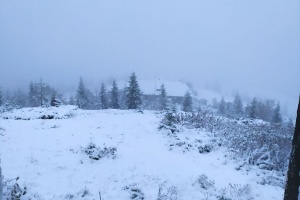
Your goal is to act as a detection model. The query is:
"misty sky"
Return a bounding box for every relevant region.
[0,0,299,114]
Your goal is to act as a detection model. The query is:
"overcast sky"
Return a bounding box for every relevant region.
[0,0,299,115]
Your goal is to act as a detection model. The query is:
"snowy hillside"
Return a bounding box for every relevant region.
[0,107,284,199]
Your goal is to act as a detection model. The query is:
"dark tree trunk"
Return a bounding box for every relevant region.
[284,96,300,199]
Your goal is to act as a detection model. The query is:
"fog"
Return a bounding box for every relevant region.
[0,0,299,115]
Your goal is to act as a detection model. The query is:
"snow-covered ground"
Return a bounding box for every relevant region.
[0,106,284,199]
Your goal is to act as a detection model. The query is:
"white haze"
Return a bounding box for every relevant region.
[0,0,299,115]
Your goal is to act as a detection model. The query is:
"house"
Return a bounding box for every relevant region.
[138,79,191,108]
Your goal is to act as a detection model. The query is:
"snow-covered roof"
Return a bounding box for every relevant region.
[139,79,190,97]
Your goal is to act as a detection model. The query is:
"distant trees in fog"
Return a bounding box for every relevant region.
[216,94,283,124]
[99,83,108,109]
[74,72,142,110]
[159,84,168,111]
[0,73,286,126]
[110,80,120,109]
[182,91,193,112]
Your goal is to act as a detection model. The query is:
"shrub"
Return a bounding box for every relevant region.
[158,107,179,134]
[124,184,145,200]
[82,142,117,160]
[3,178,27,200]
[157,183,178,200]
[160,108,293,172]
[194,174,215,190]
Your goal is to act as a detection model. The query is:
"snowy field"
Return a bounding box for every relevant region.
[0,106,284,199]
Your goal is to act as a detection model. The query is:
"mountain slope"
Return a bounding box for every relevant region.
[0,107,283,199]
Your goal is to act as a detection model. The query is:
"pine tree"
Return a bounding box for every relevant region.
[158,105,178,133]
[28,81,39,107]
[233,93,243,116]
[272,103,282,124]
[0,87,3,106]
[76,77,89,109]
[182,91,193,112]
[110,80,120,109]
[218,97,226,115]
[11,89,27,109]
[99,83,108,109]
[249,97,258,119]
[37,78,47,106]
[85,89,96,109]
[284,97,300,199]
[125,73,142,109]
[50,91,60,107]
[256,99,275,122]
[159,84,168,111]
[69,95,75,105]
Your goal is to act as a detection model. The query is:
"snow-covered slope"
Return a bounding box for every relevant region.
[0,107,283,199]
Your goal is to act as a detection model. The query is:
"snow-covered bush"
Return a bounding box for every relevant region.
[0,127,4,136]
[79,187,91,198]
[177,108,215,131]
[257,171,285,188]
[193,174,215,190]
[198,143,214,154]
[2,178,27,200]
[0,105,78,120]
[220,122,292,172]
[124,184,145,200]
[218,184,252,200]
[65,187,92,199]
[161,108,293,173]
[158,107,179,134]
[157,183,178,200]
[216,184,252,200]
[82,142,117,160]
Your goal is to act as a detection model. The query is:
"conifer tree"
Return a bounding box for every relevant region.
[284,97,300,199]
[99,83,108,109]
[249,97,258,118]
[69,95,75,105]
[158,104,178,133]
[218,97,226,115]
[76,77,89,109]
[37,78,47,106]
[272,103,282,124]
[182,91,193,112]
[28,81,39,107]
[125,73,142,109]
[110,80,120,109]
[233,93,243,116]
[50,91,60,107]
[10,89,27,109]
[159,84,167,111]
[34,78,55,107]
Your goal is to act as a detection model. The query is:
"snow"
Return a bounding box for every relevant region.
[0,107,284,199]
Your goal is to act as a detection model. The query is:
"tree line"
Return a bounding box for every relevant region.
[0,73,287,125]
[0,73,165,111]
[215,94,285,124]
